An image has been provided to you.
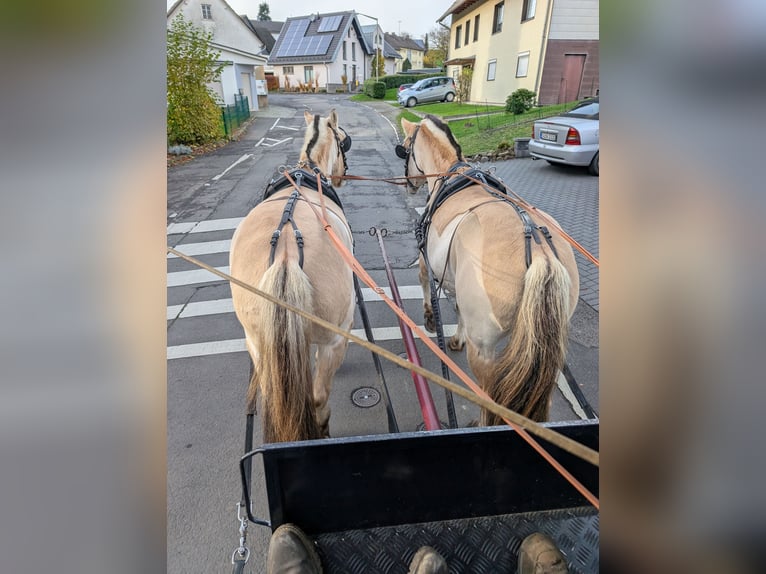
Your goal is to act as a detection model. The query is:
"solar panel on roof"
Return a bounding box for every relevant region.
[317,15,342,32]
[275,17,334,58]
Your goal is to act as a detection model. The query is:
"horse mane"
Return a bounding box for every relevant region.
[301,114,323,164]
[424,114,464,162]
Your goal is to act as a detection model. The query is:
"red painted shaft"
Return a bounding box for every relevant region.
[376,232,441,431]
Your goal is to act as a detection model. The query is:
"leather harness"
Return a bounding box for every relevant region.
[262,122,350,268]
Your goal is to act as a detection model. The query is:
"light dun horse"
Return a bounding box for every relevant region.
[230,110,354,442]
[397,115,580,424]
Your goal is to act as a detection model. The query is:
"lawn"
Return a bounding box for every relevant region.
[349,92,582,157]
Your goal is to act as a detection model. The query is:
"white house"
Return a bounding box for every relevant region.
[167,0,269,110]
[268,12,375,92]
[361,24,402,78]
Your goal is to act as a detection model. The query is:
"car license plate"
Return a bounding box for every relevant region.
[540,131,557,142]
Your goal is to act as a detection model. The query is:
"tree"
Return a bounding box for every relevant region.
[257,2,271,21]
[371,48,385,78]
[166,16,225,145]
[423,26,449,69]
[402,58,412,72]
[456,67,473,103]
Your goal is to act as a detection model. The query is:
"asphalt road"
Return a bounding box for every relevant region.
[167,93,599,573]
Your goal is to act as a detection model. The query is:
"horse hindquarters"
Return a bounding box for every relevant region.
[249,258,322,442]
[482,256,571,424]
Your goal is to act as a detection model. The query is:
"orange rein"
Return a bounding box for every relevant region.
[283,170,600,510]
[339,171,599,268]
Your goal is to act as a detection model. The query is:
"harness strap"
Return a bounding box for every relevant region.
[268,189,305,268]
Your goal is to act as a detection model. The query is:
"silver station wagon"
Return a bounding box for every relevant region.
[397,76,456,108]
[530,99,599,176]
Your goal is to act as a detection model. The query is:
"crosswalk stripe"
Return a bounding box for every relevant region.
[167,266,230,288]
[167,324,457,360]
[167,217,243,235]
[167,287,443,320]
[167,240,231,258]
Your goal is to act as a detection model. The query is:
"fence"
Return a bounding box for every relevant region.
[221,94,250,137]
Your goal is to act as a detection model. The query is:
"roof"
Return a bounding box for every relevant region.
[268,12,372,65]
[437,0,486,23]
[384,32,425,52]
[360,25,401,59]
[241,17,284,53]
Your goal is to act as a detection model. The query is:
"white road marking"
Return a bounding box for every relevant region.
[167,240,231,258]
[167,217,243,235]
[415,206,426,215]
[166,288,442,320]
[167,266,230,287]
[556,372,589,420]
[271,118,280,130]
[273,125,300,131]
[212,153,252,181]
[255,137,292,147]
[167,324,457,360]
[255,137,265,147]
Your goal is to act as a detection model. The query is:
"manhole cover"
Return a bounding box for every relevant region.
[351,387,381,408]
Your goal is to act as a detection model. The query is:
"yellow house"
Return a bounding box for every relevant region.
[384,33,425,72]
[438,0,598,105]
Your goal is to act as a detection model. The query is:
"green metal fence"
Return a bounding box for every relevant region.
[221,94,250,137]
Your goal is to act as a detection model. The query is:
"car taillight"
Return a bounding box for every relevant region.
[565,127,581,145]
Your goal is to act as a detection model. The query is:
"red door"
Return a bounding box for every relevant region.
[560,54,586,103]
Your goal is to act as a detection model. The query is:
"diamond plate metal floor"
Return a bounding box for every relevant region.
[313,506,598,573]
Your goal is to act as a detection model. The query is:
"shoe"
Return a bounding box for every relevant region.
[266,523,323,574]
[408,546,448,574]
[518,533,568,574]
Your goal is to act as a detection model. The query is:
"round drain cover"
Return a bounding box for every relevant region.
[351,387,381,408]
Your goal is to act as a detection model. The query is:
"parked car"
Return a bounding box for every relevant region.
[529,99,599,176]
[397,77,456,108]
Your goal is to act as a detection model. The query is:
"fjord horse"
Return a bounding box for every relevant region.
[397,116,580,424]
[230,110,354,442]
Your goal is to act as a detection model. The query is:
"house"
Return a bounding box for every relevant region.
[268,12,375,92]
[241,18,283,56]
[167,0,269,110]
[361,24,402,78]
[384,33,426,72]
[437,0,599,105]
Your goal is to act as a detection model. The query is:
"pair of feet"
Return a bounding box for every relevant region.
[267,523,568,573]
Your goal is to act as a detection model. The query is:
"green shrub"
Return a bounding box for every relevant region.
[167,16,225,145]
[505,88,537,115]
[363,79,386,99]
[378,73,444,89]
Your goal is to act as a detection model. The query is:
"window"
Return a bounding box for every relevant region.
[455,25,462,48]
[487,59,497,81]
[522,0,537,21]
[473,15,480,42]
[342,41,347,60]
[304,66,314,83]
[201,4,212,19]
[343,64,347,79]
[352,42,356,61]
[465,20,471,45]
[283,66,294,75]
[492,2,504,34]
[515,52,530,77]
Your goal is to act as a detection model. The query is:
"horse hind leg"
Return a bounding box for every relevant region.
[448,304,466,351]
[418,254,436,332]
[312,335,349,437]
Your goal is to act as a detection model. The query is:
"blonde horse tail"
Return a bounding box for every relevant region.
[484,256,571,424]
[248,257,320,442]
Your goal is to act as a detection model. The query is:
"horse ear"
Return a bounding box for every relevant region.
[304,110,313,125]
[401,118,417,136]
[327,109,338,127]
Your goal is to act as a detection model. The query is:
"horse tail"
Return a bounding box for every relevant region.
[248,257,321,442]
[483,256,571,424]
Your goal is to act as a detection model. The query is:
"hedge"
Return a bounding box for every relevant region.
[363,79,386,99]
[378,73,443,89]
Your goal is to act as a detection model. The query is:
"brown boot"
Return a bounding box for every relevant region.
[518,533,568,574]
[408,546,448,574]
[266,524,323,574]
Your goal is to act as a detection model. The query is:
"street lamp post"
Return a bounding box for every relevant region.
[355,12,380,83]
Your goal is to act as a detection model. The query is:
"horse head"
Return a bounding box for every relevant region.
[398,116,463,196]
[302,109,352,187]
